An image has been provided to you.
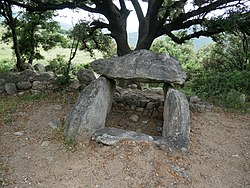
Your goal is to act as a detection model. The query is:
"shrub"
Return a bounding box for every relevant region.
[184,70,250,109]
[0,59,15,73]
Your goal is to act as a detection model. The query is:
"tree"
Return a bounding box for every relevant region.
[151,36,200,71]
[199,33,250,72]
[1,6,64,68]
[4,0,250,57]
[0,1,24,70]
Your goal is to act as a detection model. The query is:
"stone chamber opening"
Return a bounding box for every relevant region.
[106,85,165,137]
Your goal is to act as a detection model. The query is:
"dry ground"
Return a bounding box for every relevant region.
[0,91,249,188]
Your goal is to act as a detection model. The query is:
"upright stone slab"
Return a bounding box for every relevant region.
[64,76,115,140]
[162,88,190,149]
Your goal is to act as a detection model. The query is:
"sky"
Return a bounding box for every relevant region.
[53,1,148,32]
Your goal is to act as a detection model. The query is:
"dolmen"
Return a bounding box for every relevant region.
[64,50,190,153]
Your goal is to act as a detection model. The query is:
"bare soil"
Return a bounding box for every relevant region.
[0,91,249,188]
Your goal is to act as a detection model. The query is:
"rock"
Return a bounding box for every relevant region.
[32,81,46,91]
[162,88,190,149]
[5,83,17,95]
[0,78,6,86]
[18,69,38,82]
[91,50,186,85]
[21,63,35,70]
[77,69,96,85]
[146,102,155,110]
[14,131,24,136]
[129,114,139,122]
[48,120,61,129]
[33,72,54,82]
[41,141,50,147]
[0,86,5,93]
[189,103,206,113]
[16,81,32,90]
[189,96,200,103]
[52,104,63,110]
[129,84,138,89]
[69,79,81,90]
[171,164,190,178]
[64,76,115,140]
[92,127,154,145]
[34,63,46,73]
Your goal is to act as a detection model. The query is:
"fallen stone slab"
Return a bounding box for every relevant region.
[64,76,115,140]
[153,136,189,152]
[91,50,186,85]
[92,127,154,145]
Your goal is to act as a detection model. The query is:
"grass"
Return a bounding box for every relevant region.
[0,42,102,67]
[0,92,49,124]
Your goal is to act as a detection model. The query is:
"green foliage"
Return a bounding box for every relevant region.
[20,93,48,102]
[151,36,201,71]
[185,71,250,109]
[1,9,64,65]
[0,59,14,72]
[199,33,250,72]
[48,54,70,85]
[72,19,113,58]
[63,138,76,151]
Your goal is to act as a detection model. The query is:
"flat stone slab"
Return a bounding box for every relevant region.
[92,127,189,153]
[91,50,186,85]
[92,127,154,145]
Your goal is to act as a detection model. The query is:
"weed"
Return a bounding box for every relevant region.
[20,93,48,102]
[63,138,76,151]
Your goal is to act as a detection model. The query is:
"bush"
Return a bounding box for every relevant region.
[0,59,15,73]
[185,70,250,109]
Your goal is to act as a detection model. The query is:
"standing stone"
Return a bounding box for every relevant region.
[64,76,115,140]
[5,83,17,95]
[162,88,190,149]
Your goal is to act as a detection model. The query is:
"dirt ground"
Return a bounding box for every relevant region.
[0,91,249,188]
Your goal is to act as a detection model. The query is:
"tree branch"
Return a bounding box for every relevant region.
[179,0,238,21]
[4,0,102,14]
[130,0,144,24]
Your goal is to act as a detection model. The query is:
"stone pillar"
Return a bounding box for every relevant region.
[64,76,115,140]
[162,88,190,149]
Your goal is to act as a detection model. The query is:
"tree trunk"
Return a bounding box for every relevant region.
[11,24,24,71]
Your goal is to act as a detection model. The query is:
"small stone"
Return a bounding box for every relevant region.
[49,120,61,129]
[130,84,138,89]
[16,81,32,90]
[32,81,46,91]
[146,102,155,110]
[142,120,148,124]
[0,86,5,93]
[129,115,139,122]
[130,105,136,111]
[14,131,24,136]
[0,78,6,86]
[232,154,239,158]
[41,141,50,147]
[136,107,144,112]
[189,96,200,103]
[5,83,17,95]
[52,104,63,110]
